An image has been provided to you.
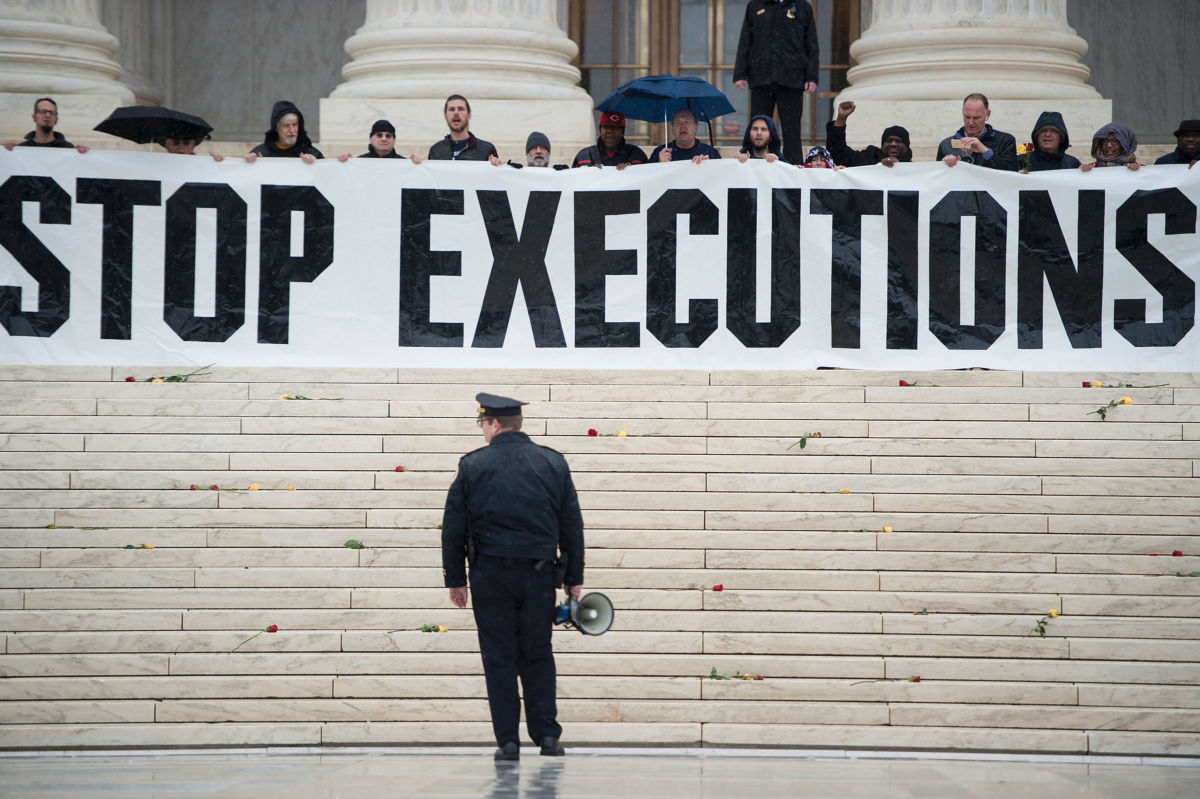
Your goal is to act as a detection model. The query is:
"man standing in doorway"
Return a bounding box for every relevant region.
[442,393,585,761]
[734,0,819,165]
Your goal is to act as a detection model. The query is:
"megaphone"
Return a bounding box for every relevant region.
[554,592,614,636]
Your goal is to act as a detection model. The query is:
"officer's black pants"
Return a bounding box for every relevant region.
[470,554,561,747]
[750,83,808,165]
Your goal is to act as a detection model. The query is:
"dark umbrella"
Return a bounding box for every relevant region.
[94,106,213,145]
[596,74,735,145]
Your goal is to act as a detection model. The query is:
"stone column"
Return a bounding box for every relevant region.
[320,0,595,161]
[100,0,167,107]
[836,0,1111,157]
[0,0,135,141]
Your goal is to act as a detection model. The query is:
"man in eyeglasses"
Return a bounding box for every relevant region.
[441,393,585,762]
[3,97,89,152]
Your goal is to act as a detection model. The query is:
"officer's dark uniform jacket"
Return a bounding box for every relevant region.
[571,139,648,168]
[427,132,498,162]
[442,431,584,588]
[733,0,820,89]
[19,130,75,148]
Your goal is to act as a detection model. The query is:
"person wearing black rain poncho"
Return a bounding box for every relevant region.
[247,100,323,161]
[736,114,787,163]
[1023,111,1081,172]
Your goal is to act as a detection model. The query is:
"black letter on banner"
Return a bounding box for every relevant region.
[400,189,463,346]
[928,191,1007,349]
[163,183,247,342]
[76,178,162,340]
[811,190,884,349]
[646,189,718,348]
[726,188,802,347]
[0,176,71,337]
[886,191,919,349]
[1114,188,1196,347]
[473,190,565,347]
[257,185,334,344]
[1017,190,1104,349]
[574,191,639,347]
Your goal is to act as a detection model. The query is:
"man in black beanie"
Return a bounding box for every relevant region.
[356,119,423,162]
[825,101,911,167]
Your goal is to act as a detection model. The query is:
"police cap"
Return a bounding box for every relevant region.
[475,392,527,418]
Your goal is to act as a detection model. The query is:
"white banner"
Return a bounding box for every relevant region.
[1,148,1197,370]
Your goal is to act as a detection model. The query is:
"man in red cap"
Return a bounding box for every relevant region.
[571,110,648,169]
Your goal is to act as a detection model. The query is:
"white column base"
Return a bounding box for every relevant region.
[834,99,1113,162]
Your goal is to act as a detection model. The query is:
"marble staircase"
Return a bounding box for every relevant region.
[1,366,1199,755]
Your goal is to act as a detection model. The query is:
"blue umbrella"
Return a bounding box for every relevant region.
[596,74,735,145]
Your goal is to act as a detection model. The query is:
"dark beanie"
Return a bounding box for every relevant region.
[881,125,910,149]
[371,119,395,136]
[526,131,551,153]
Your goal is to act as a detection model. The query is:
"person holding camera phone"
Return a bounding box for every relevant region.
[936,93,1018,170]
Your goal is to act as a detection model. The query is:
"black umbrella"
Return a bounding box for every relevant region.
[94,106,213,144]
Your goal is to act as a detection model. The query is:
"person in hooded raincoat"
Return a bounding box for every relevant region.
[247,100,323,162]
[1080,123,1140,171]
[1023,111,1081,172]
[736,114,787,163]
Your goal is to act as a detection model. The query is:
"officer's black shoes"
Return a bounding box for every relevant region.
[494,741,520,761]
[539,736,565,756]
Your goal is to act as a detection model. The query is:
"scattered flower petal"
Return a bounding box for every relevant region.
[839,488,851,494]
[713,584,723,592]
[1093,380,1103,387]
[1081,381,1091,388]
[266,624,278,633]
[1048,608,1059,618]
[248,483,259,491]
[124,376,136,382]
[1173,550,1184,557]
[1120,396,1133,405]
[587,428,599,437]
[209,485,219,491]
[617,430,627,437]
[882,526,893,533]
[189,484,197,491]
[910,675,921,682]
[287,485,296,491]
[151,378,164,383]
[279,395,288,400]
[898,379,908,387]
[395,466,405,472]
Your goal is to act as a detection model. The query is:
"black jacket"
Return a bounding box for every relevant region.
[740,114,787,161]
[359,146,404,159]
[19,131,75,148]
[734,0,820,88]
[1028,111,1080,171]
[824,121,914,167]
[427,132,498,162]
[935,124,1018,171]
[249,100,323,158]
[1155,148,1198,166]
[648,140,722,162]
[572,139,648,167]
[442,431,585,588]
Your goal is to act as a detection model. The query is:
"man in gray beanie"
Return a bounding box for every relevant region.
[525,131,551,167]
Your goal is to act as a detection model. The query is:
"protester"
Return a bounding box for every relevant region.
[1154,119,1200,167]
[736,115,785,163]
[1079,123,1140,171]
[800,146,844,170]
[936,93,1018,170]
[3,98,88,152]
[733,0,819,165]
[427,94,498,162]
[246,100,322,162]
[824,101,910,167]
[1022,111,1080,172]
[649,109,721,164]
[442,393,585,762]
[572,111,647,169]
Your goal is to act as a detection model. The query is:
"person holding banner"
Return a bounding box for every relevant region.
[936,93,1018,170]
[649,109,721,164]
[442,393,585,761]
[736,115,786,163]
[1023,111,1081,172]
[824,101,911,167]
[1154,120,1199,167]
[427,95,499,163]
[3,98,88,153]
[571,111,647,169]
[246,100,323,163]
[1080,123,1140,171]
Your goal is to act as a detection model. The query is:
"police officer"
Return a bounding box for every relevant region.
[442,393,585,761]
